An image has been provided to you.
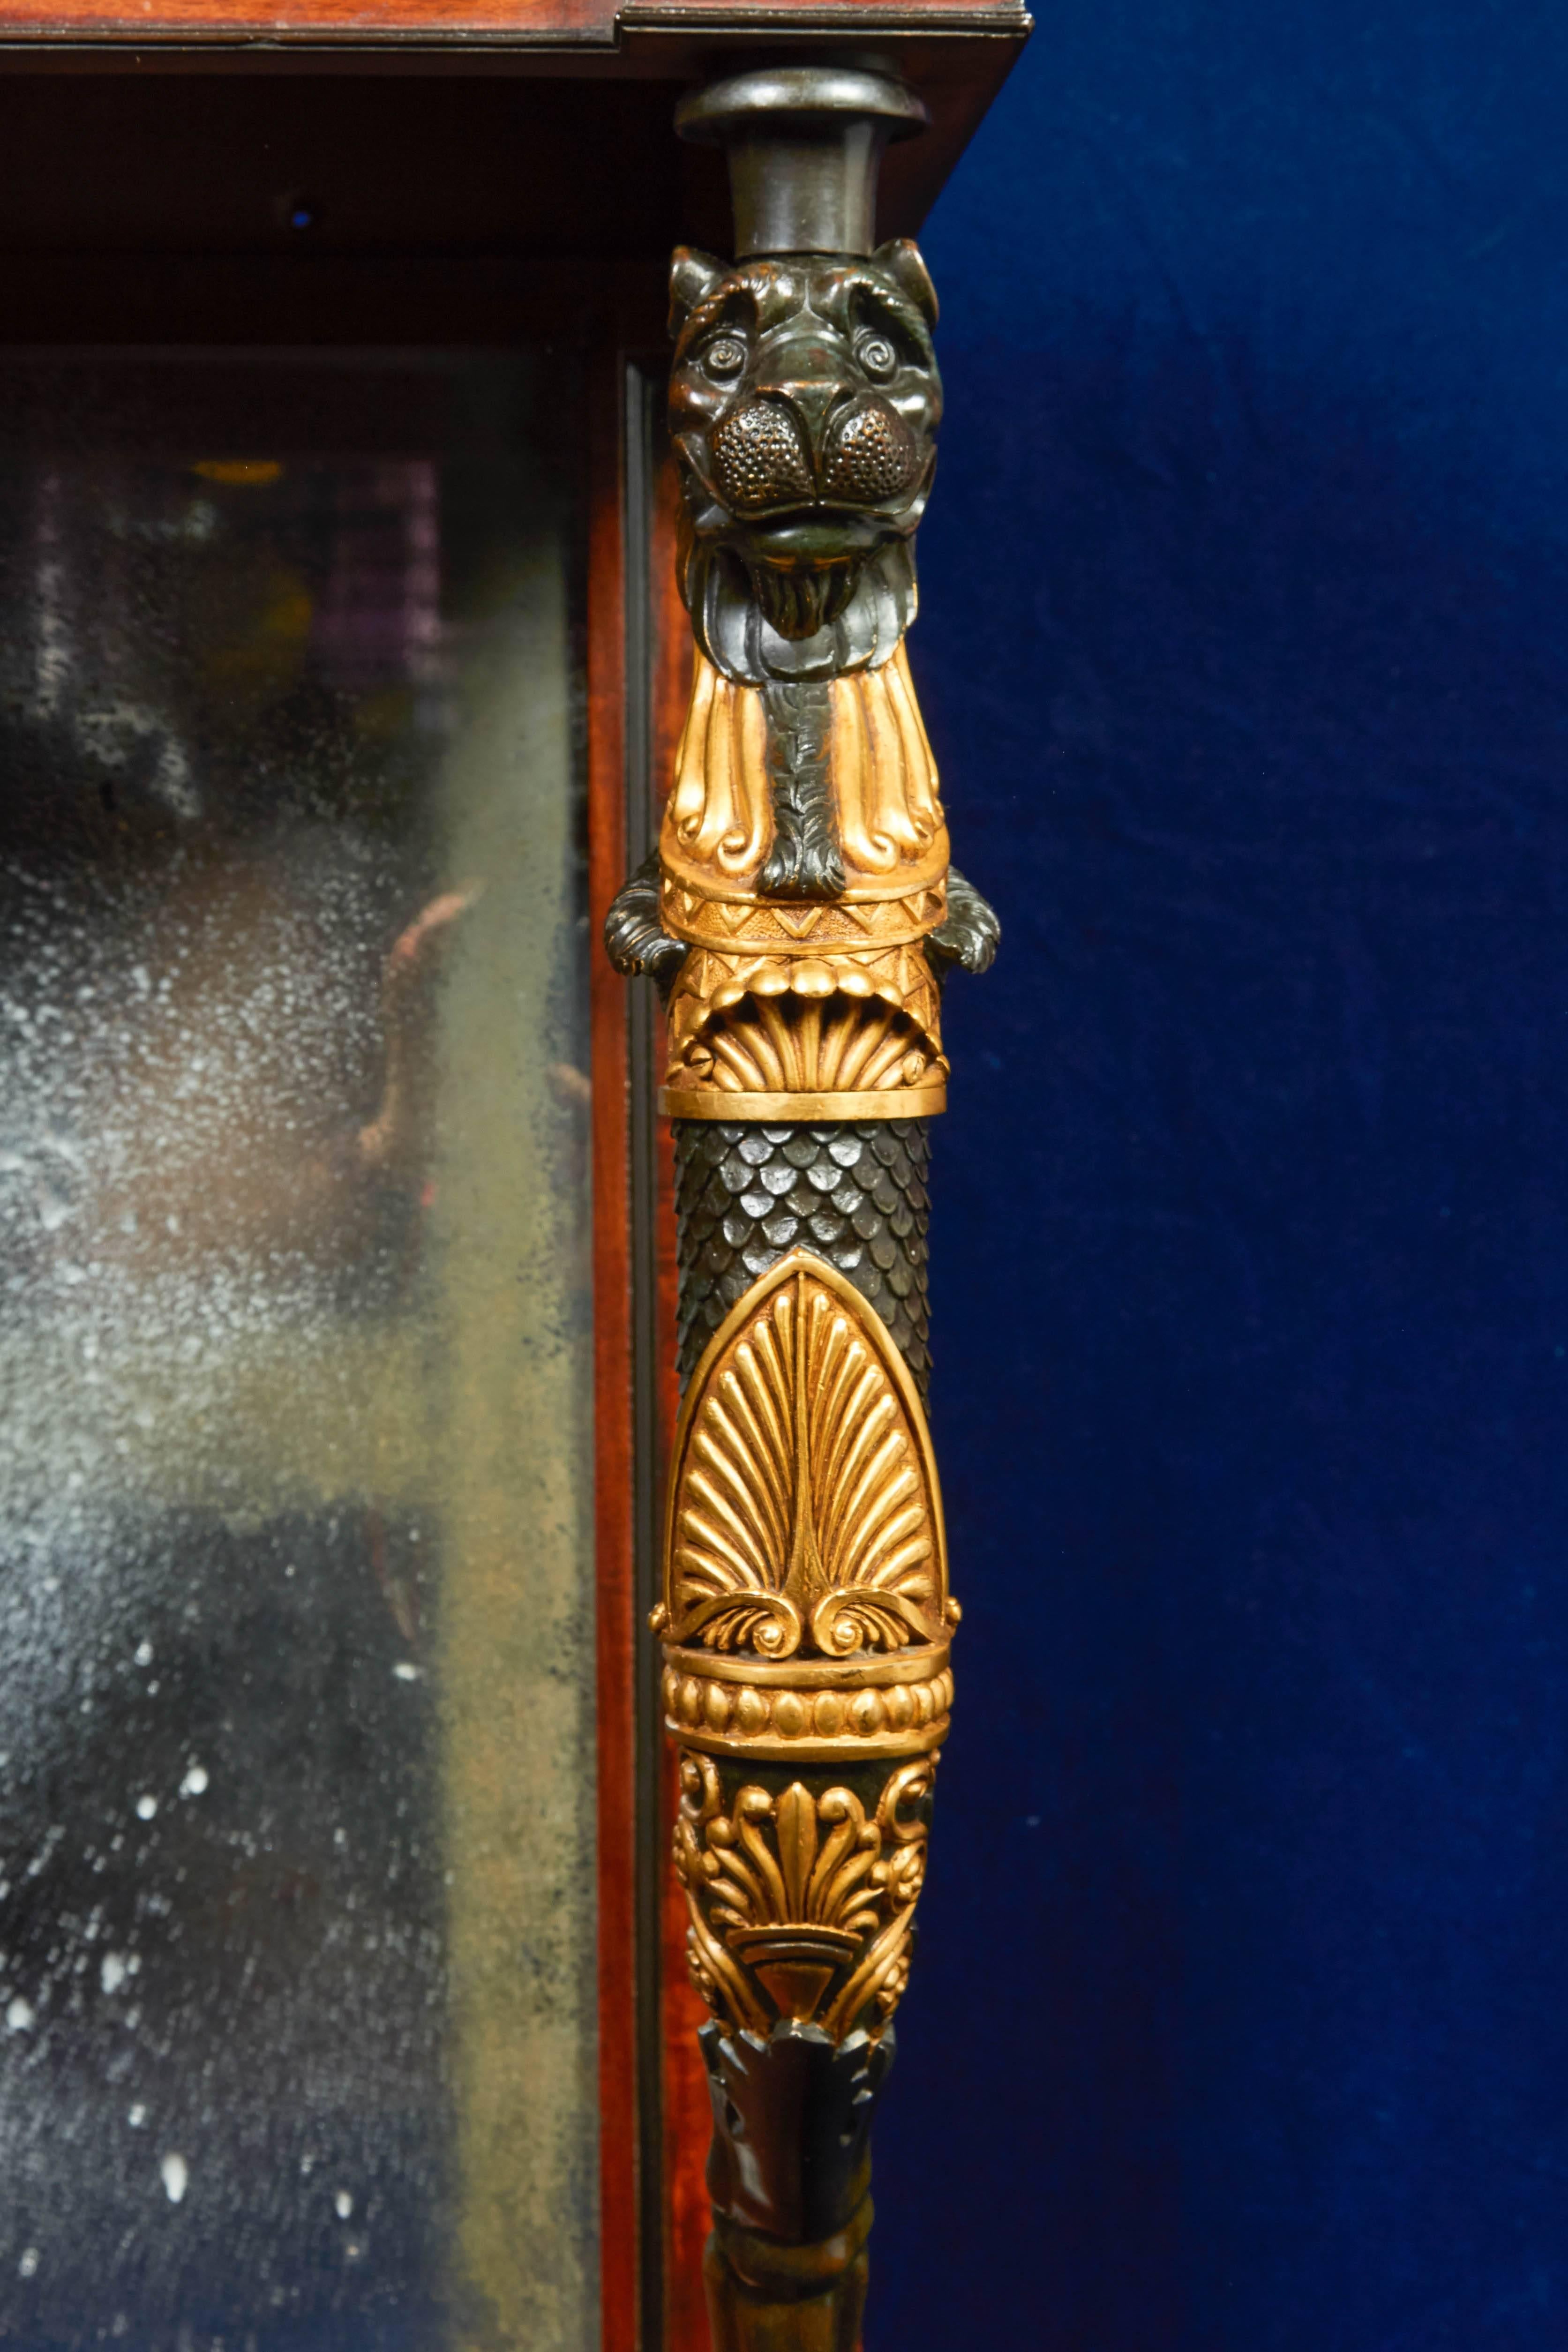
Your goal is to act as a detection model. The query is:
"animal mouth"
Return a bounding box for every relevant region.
[743,512,883,563]
[748,561,861,642]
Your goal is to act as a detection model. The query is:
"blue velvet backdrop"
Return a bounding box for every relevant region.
[874,7,1568,2344]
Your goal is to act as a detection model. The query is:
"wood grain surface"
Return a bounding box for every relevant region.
[0,0,1023,39]
[639,438,717,2352]
[588,351,642,2352]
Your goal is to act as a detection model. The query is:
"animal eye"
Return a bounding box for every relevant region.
[704,336,747,380]
[857,334,899,383]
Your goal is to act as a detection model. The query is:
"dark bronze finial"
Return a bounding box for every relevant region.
[675,63,928,257]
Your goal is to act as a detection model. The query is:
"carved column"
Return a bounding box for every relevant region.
[606,62,996,2351]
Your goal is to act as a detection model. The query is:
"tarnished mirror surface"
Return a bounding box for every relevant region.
[0,354,597,2352]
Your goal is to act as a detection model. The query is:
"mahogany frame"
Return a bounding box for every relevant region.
[589,339,713,2352]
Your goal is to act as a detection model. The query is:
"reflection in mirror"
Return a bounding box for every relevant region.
[0,356,597,2352]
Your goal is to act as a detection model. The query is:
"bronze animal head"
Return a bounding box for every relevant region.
[668,240,942,685]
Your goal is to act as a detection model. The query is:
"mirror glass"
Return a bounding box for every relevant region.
[0,352,597,2352]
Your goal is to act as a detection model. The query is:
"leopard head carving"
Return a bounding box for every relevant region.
[668,240,941,685]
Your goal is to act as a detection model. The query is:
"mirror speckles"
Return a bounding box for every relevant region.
[0,352,597,2349]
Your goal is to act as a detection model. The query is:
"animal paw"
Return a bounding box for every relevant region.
[927,867,1000,981]
[604,851,688,994]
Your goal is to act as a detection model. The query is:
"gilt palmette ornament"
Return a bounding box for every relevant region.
[605,62,995,2352]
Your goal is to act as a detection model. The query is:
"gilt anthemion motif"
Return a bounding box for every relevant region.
[661,1249,952,1659]
[674,1752,935,2039]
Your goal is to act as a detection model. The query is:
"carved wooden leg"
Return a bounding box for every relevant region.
[606,60,997,2351]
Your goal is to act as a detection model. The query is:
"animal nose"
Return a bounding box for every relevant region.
[820,400,919,503]
[710,399,814,512]
[757,377,856,440]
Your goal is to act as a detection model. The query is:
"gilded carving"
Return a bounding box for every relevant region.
[661,1643,953,1760]
[661,1250,951,1658]
[660,874,946,951]
[827,642,945,878]
[660,644,948,906]
[664,651,773,884]
[661,941,946,1104]
[652,637,953,1111]
[674,1750,936,2041]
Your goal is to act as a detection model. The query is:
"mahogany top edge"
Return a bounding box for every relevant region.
[0,1,1030,51]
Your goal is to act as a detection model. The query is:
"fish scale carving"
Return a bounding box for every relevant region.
[673,1118,931,1397]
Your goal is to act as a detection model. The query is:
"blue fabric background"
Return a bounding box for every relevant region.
[873,7,1568,2344]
